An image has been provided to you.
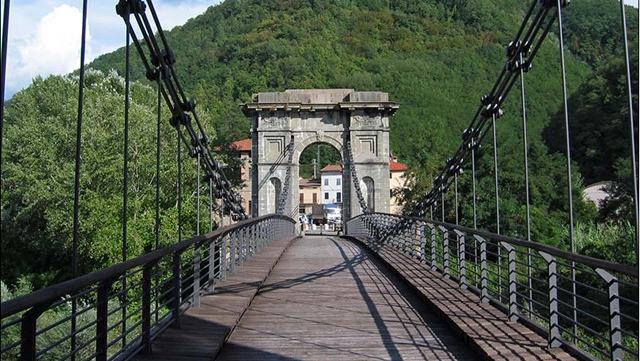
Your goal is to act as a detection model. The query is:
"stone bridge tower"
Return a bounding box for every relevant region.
[241,89,399,221]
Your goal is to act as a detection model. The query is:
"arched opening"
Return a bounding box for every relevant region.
[363,176,375,213]
[298,142,342,223]
[299,143,342,180]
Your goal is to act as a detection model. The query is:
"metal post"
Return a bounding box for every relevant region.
[141,264,154,354]
[501,242,518,321]
[430,225,437,270]
[230,231,237,274]
[239,228,245,267]
[20,304,49,361]
[475,235,489,303]
[419,223,427,264]
[455,230,467,288]
[540,251,561,348]
[96,279,116,361]
[440,226,450,278]
[220,236,228,281]
[193,246,201,307]
[171,253,182,329]
[207,237,216,293]
[595,269,622,361]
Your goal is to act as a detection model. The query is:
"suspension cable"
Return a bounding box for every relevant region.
[346,139,370,214]
[116,0,247,221]
[71,2,89,359]
[1,0,10,163]
[618,0,639,263]
[155,69,162,251]
[121,4,132,349]
[122,2,131,264]
[276,137,295,215]
[407,0,568,217]
[492,114,501,235]
[555,0,578,340]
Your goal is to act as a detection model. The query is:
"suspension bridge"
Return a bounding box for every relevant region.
[1,0,638,360]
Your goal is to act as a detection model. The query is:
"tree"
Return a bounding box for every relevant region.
[1,70,216,289]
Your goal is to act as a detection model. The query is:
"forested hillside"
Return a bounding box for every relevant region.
[2,0,637,291]
[89,0,637,244]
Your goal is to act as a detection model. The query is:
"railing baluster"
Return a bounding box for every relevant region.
[595,268,622,361]
[141,263,156,354]
[230,230,237,274]
[171,252,182,329]
[419,223,427,263]
[207,236,217,294]
[455,230,467,289]
[430,224,437,270]
[439,226,450,278]
[220,235,228,281]
[474,235,489,303]
[96,278,117,361]
[501,242,518,321]
[540,251,561,348]
[20,303,50,361]
[193,245,201,307]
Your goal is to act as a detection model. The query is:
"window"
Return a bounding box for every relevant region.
[324,179,329,186]
[336,178,341,186]
[324,192,329,200]
[300,193,304,203]
[313,193,318,203]
[336,192,342,203]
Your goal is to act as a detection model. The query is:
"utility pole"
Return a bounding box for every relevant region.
[317,144,321,176]
[312,159,317,179]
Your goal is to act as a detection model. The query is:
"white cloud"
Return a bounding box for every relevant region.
[3,0,218,99]
[2,0,637,99]
[16,5,87,79]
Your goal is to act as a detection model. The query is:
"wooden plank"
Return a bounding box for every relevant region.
[353,236,581,361]
[215,237,479,361]
[134,237,296,361]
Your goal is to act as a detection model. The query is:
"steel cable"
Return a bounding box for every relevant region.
[122,4,132,349]
[618,0,639,263]
[408,0,567,217]
[116,0,247,221]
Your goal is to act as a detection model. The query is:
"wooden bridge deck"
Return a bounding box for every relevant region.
[137,236,580,361]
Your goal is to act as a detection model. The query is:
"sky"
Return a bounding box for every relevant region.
[2,0,638,100]
[2,0,222,99]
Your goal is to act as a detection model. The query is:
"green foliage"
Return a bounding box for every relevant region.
[299,143,342,179]
[572,221,636,264]
[4,0,636,292]
[1,70,218,289]
[544,18,638,226]
[561,0,639,68]
[1,278,126,361]
[87,0,636,248]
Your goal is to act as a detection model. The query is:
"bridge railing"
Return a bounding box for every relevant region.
[0,215,296,361]
[347,213,639,361]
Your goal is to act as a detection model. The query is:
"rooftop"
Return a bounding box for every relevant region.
[321,165,343,173]
[230,138,252,152]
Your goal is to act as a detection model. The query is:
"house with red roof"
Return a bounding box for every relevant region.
[223,139,409,217]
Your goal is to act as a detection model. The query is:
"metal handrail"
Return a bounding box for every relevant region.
[1,215,295,361]
[347,213,639,361]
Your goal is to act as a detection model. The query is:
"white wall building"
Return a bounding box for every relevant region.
[321,165,343,205]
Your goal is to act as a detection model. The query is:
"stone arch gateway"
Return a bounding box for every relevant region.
[241,89,399,221]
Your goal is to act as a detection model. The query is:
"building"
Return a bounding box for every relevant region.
[389,156,408,214]
[298,177,321,216]
[225,138,409,217]
[321,165,343,205]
